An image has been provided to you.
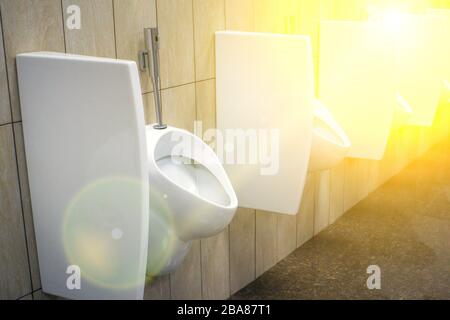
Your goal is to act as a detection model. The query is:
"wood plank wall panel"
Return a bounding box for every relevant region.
[277,214,297,260]
[255,210,278,277]
[157,0,195,89]
[161,83,196,132]
[229,207,256,294]
[297,173,315,247]
[113,0,157,93]
[19,293,32,300]
[32,290,60,300]
[254,0,280,33]
[62,0,116,58]
[377,129,399,187]
[144,275,171,300]
[0,0,65,122]
[193,0,225,81]
[225,0,255,31]
[396,127,412,172]
[329,162,345,224]
[201,229,230,300]
[0,125,31,299]
[332,0,368,20]
[343,158,370,212]
[13,123,40,290]
[367,159,380,194]
[314,170,330,235]
[356,160,370,201]
[170,241,202,300]
[343,158,360,212]
[0,16,10,125]
[142,92,156,125]
[295,0,322,56]
[196,79,216,134]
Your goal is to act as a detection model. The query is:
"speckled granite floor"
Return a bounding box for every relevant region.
[232,137,450,300]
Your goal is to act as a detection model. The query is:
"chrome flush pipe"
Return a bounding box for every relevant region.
[141,27,167,130]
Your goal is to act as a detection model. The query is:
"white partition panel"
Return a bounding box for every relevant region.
[319,21,397,160]
[395,14,445,126]
[216,31,315,215]
[17,52,149,299]
[427,9,450,99]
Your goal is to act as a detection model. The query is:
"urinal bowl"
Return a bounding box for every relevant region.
[309,100,351,172]
[146,125,238,275]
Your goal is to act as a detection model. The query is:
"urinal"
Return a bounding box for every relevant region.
[146,125,238,275]
[308,99,351,172]
[141,28,237,275]
[16,31,237,299]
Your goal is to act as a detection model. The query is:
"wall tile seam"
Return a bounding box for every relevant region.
[0,121,15,127]
[141,78,215,96]
[110,0,118,59]
[227,226,231,298]
[11,123,34,296]
[16,288,42,300]
[0,5,14,126]
[59,0,68,53]
[253,209,256,285]
[190,0,199,127]
[199,239,204,300]
[327,170,333,223]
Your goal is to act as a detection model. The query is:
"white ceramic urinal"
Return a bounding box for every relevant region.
[145,125,237,275]
[318,20,397,160]
[216,31,315,215]
[308,99,351,172]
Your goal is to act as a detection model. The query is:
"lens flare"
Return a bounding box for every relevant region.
[62,177,147,290]
[146,187,189,276]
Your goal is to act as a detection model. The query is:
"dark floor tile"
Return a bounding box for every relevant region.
[232,137,450,300]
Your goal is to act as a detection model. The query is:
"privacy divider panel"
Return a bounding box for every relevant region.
[0,0,449,300]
